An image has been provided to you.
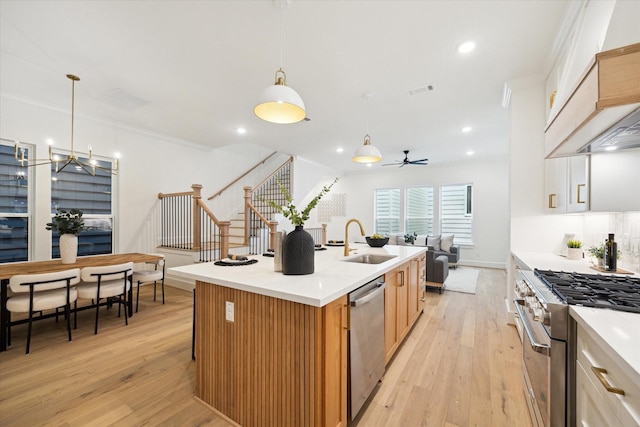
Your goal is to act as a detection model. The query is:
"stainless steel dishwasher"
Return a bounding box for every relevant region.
[348,276,386,420]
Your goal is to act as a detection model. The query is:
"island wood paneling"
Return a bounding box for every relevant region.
[195,281,347,427]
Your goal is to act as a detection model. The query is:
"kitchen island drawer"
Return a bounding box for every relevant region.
[577,324,640,426]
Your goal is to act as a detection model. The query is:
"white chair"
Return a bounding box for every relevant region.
[77,262,133,334]
[132,255,165,312]
[7,268,80,354]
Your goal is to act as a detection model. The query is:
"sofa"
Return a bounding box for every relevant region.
[425,248,449,293]
[387,233,460,268]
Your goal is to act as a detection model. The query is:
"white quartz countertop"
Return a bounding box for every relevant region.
[570,306,640,379]
[169,243,426,307]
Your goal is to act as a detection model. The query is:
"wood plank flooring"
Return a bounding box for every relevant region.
[0,268,532,427]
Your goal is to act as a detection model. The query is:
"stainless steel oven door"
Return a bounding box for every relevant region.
[515,299,551,427]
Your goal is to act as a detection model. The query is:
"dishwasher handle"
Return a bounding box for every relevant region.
[350,282,386,307]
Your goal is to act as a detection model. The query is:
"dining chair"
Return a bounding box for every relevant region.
[132,254,165,312]
[77,262,133,334]
[7,268,81,354]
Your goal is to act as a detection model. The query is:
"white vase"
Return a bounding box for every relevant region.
[567,247,582,260]
[60,234,78,264]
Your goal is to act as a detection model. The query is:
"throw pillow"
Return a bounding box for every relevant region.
[426,235,441,251]
[440,234,454,252]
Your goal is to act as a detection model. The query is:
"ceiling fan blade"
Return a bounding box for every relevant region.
[381,163,401,166]
[410,157,429,163]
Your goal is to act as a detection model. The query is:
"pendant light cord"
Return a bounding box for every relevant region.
[279,6,284,69]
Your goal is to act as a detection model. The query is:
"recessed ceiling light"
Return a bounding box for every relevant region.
[457,41,476,54]
[466,150,474,156]
[462,126,472,133]
[604,146,618,151]
[236,127,246,135]
[336,147,344,153]
[366,163,372,167]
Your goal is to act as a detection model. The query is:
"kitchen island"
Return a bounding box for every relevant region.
[170,243,426,427]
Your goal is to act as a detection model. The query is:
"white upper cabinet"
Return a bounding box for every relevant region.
[545,157,568,214]
[545,155,589,214]
[567,155,589,213]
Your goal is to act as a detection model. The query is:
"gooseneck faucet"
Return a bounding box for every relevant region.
[344,218,366,256]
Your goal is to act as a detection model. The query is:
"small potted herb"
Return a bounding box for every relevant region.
[566,239,582,260]
[46,209,87,263]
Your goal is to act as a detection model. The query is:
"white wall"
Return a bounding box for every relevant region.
[1,95,279,260]
[300,157,510,268]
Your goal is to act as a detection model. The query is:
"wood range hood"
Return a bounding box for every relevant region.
[545,42,640,158]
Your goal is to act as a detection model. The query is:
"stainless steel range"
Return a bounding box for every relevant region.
[513,267,640,427]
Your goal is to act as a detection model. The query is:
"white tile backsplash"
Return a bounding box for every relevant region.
[584,212,640,273]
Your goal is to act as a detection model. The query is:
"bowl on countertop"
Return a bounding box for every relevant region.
[365,236,389,247]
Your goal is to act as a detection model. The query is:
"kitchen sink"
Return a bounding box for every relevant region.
[343,254,397,264]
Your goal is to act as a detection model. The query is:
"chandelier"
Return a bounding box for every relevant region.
[14,74,119,176]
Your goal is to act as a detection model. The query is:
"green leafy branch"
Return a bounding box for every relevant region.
[263,178,338,227]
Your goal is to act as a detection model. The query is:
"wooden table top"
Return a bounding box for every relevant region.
[0,253,162,281]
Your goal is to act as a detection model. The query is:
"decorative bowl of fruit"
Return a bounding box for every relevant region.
[365,234,389,247]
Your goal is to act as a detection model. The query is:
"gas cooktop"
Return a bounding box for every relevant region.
[534,269,640,314]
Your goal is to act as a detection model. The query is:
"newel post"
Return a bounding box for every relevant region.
[321,224,327,246]
[243,186,252,246]
[192,184,203,251]
[219,221,230,260]
[268,221,278,250]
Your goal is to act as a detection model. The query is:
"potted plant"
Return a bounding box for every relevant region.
[566,239,582,260]
[264,178,338,275]
[587,243,621,269]
[46,208,87,264]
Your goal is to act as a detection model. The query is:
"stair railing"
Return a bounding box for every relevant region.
[158,184,230,262]
[243,157,293,254]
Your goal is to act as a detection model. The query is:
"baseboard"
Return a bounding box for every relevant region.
[458,260,506,269]
[164,273,195,292]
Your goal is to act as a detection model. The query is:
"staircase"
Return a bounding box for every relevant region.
[156,153,293,261]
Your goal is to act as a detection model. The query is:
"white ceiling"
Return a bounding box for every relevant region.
[0,0,570,173]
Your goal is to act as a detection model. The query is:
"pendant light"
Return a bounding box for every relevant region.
[254,2,305,124]
[353,134,382,163]
[353,94,382,163]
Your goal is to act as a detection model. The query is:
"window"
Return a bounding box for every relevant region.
[51,154,115,257]
[0,141,30,263]
[374,188,400,235]
[405,186,434,235]
[441,184,473,244]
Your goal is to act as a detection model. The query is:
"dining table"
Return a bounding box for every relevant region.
[0,253,163,352]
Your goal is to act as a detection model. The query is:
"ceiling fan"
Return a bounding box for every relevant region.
[382,150,429,167]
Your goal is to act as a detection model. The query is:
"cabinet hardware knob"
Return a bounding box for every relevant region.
[591,366,625,395]
[548,193,556,209]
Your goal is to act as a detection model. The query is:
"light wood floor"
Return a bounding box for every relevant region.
[0,268,532,427]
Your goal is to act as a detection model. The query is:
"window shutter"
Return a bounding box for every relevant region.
[441,184,473,244]
[405,186,434,235]
[374,188,401,235]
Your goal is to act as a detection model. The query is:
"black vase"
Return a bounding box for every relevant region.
[282,226,315,275]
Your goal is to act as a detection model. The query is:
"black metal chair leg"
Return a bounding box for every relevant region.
[161,279,165,304]
[136,281,140,313]
[74,300,78,330]
[153,281,157,302]
[26,311,33,354]
[7,311,11,347]
[94,299,100,335]
[66,303,72,342]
